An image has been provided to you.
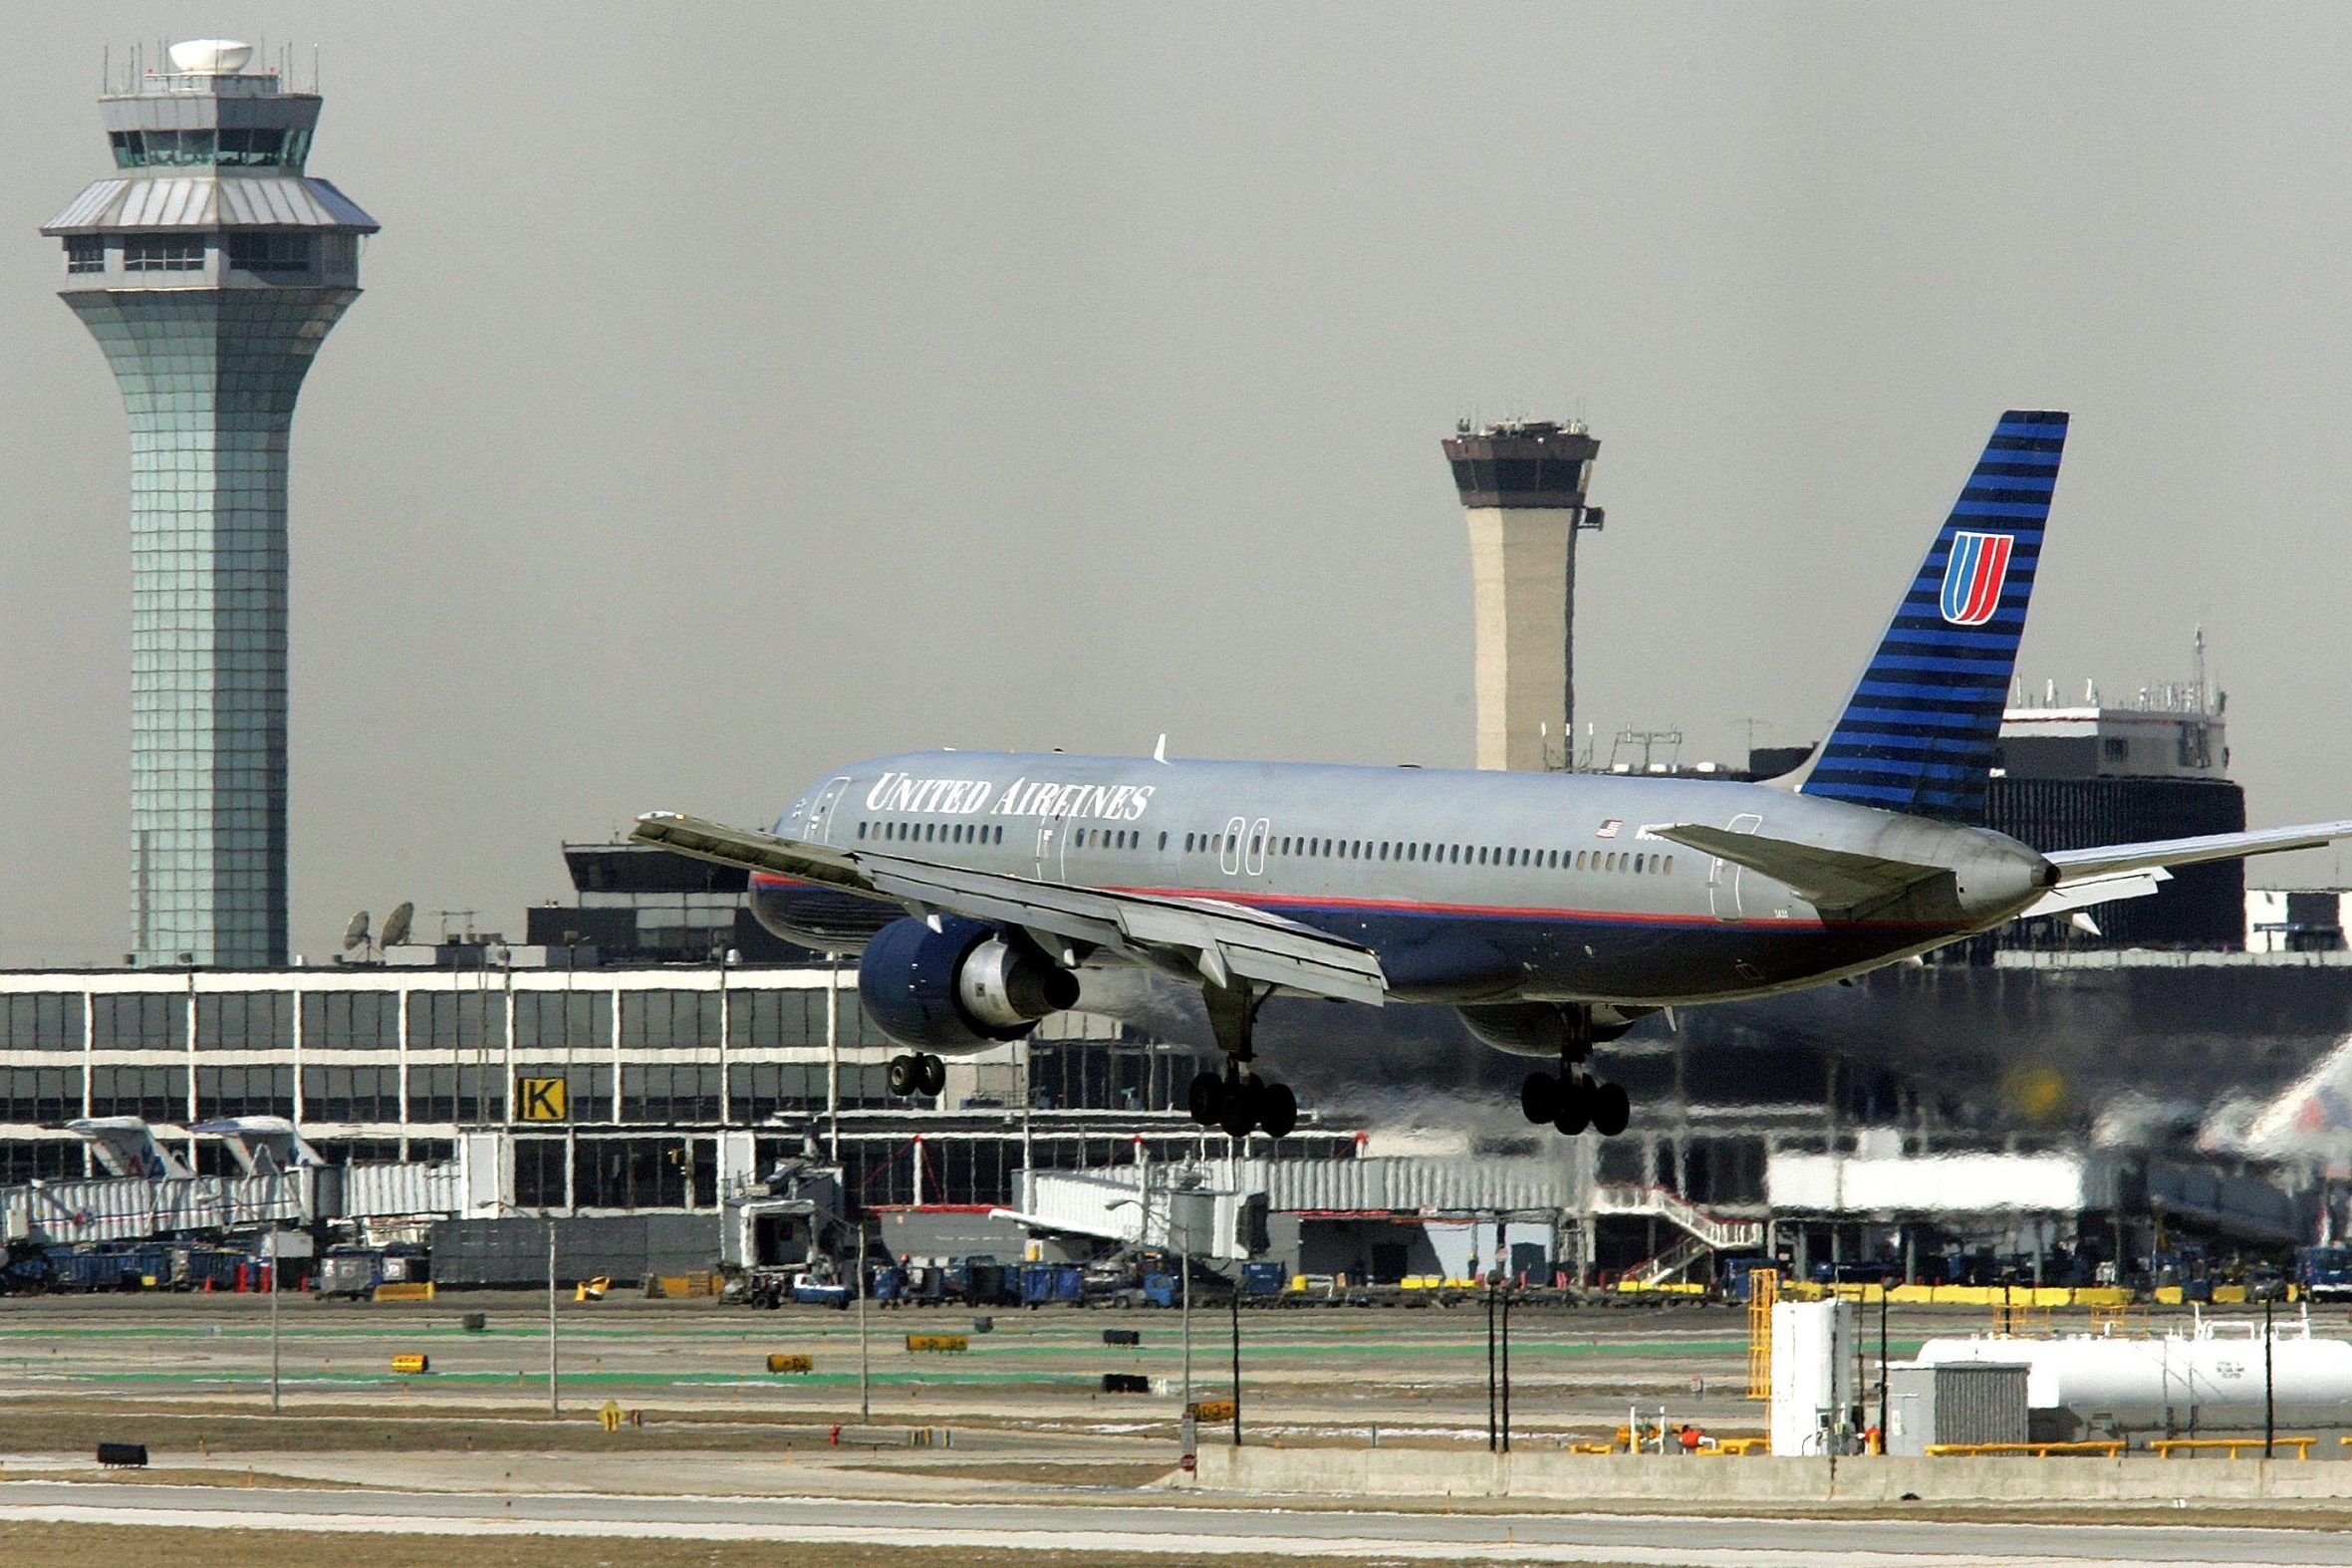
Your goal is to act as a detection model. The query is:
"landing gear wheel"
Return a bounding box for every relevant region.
[916,1053,946,1096]
[1520,1070,1558,1126]
[887,1055,920,1097]
[1260,1082,1298,1141]
[1552,1076,1591,1137]
[1219,1076,1260,1140]
[1590,1080,1631,1138]
[1187,1071,1226,1127]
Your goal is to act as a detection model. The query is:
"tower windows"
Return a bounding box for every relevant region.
[109,128,311,169]
[227,232,312,274]
[64,235,104,273]
[123,235,204,272]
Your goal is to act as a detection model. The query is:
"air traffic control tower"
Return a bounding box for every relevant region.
[1442,420,1602,771]
[43,40,379,967]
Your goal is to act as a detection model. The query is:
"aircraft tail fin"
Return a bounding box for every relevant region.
[1791,410,2069,822]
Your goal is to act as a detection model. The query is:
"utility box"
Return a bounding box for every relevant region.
[1769,1298,1857,1456]
[1885,1361,2029,1456]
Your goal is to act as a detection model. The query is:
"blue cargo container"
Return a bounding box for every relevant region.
[1240,1260,1285,1296]
[1142,1272,1176,1308]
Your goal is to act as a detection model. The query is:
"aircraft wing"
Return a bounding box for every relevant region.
[631,811,1388,1006]
[2045,821,2352,882]
[1650,824,1948,911]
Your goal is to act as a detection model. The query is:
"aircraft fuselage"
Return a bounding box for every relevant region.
[748,751,2051,1007]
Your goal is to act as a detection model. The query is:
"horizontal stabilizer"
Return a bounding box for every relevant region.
[2017,867,2169,919]
[2046,821,2352,882]
[1651,824,1948,912]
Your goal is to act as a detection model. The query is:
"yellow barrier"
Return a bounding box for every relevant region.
[2155,1437,2312,1459]
[648,1272,720,1300]
[574,1276,611,1302]
[1187,1399,1236,1424]
[1925,1440,2125,1457]
[390,1353,429,1375]
[1712,1437,1769,1455]
[2211,1284,2248,1305]
[373,1282,434,1303]
[906,1334,968,1354]
[2153,1285,2185,1306]
[765,1354,814,1375]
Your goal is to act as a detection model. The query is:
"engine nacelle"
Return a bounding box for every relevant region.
[1456,1002,1649,1059]
[857,915,1081,1052]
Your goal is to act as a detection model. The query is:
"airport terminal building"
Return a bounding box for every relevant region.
[0,957,1348,1209]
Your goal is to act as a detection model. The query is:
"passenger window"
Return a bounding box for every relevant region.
[857,822,868,839]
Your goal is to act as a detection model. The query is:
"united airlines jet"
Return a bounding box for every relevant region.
[638,411,2351,1141]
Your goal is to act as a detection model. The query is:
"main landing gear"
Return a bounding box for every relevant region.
[887,1052,946,1098]
[1185,981,1300,1141]
[1520,1067,1630,1138]
[1518,1006,1632,1138]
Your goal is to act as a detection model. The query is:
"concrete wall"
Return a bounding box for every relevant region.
[1186,1445,2352,1502]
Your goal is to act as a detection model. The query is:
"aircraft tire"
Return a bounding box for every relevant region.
[1553,1078,1591,1137]
[1261,1082,1298,1141]
[1219,1081,1260,1141]
[1519,1071,1558,1125]
[1590,1081,1631,1138]
[917,1053,946,1096]
[887,1055,920,1097]
[1188,1071,1225,1127]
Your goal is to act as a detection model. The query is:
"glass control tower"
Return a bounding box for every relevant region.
[43,40,379,967]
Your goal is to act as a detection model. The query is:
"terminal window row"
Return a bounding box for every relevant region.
[0,1063,903,1127]
[26,988,888,1052]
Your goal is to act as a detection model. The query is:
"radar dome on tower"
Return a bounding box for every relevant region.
[166,39,254,75]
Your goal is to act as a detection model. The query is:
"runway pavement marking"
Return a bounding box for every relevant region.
[0,1499,2343,1567]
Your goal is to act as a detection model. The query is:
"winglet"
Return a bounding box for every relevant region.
[1154,734,1169,764]
[1792,410,2068,822]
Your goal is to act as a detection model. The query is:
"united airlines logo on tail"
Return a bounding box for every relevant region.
[1940,531,2014,626]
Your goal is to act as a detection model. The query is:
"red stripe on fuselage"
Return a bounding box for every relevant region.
[751,868,1966,934]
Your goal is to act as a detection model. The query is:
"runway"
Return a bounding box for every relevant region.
[2,1481,2349,1566]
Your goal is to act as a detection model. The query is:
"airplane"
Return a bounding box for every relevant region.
[635,410,2352,1143]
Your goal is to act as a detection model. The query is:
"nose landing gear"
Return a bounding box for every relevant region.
[887,1052,946,1098]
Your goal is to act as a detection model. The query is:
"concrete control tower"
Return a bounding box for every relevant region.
[43,40,379,966]
[1442,419,1602,771]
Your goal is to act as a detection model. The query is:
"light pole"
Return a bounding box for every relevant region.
[546,1214,560,1418]
[857,1216,871,1422]
[268,1229,282,1415]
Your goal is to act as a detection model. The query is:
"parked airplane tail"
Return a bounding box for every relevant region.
[1791,409,2069,822]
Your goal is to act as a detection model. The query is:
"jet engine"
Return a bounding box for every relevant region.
[857,915,1081,1052]
[1456,1002,1649,1059]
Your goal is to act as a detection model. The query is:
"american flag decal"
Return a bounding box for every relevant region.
[1940,531,2013,626]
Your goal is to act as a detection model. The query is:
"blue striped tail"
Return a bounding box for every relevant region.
[1795,409,2069,823]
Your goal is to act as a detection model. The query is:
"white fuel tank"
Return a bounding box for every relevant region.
[1912,1317,2352,1430]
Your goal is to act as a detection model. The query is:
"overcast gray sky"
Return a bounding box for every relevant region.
[3,4,2349,965]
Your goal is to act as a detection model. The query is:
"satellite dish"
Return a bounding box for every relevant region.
[381,902,414,949]
[342,911,370,952]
